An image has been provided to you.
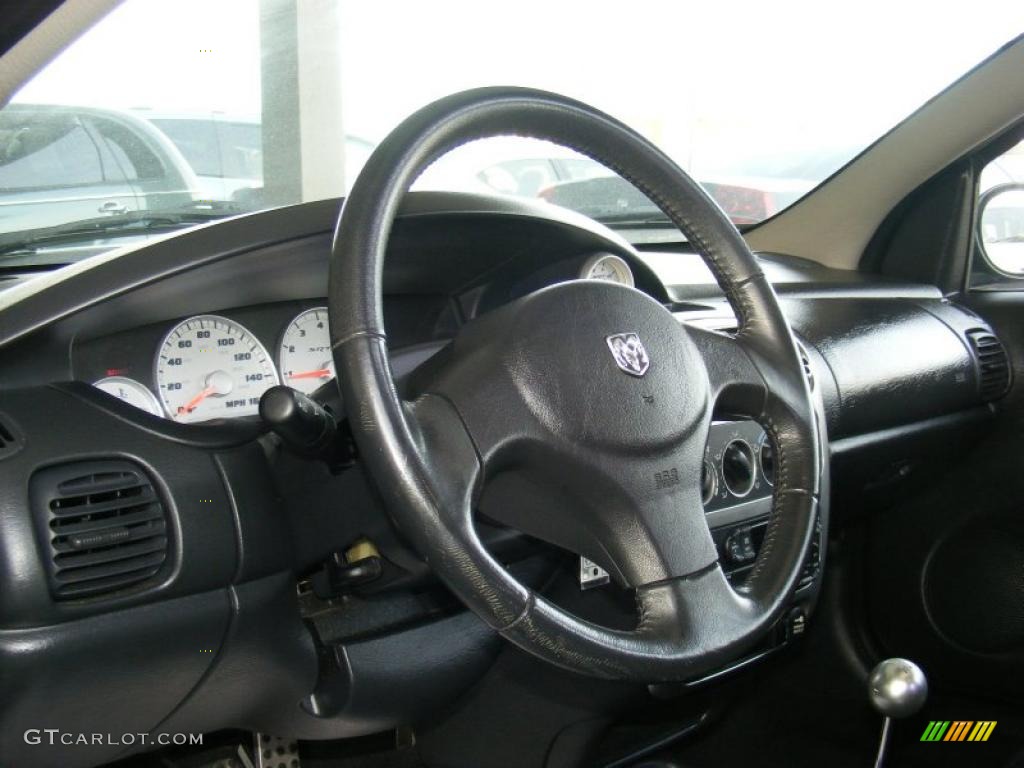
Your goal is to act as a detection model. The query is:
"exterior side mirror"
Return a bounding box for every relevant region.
[978,183,1024,276]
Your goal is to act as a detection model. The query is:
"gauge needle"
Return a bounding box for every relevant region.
[176,370,233,417]
[287,369,332,380]
[178,386,215,415]
[287,360,332,381]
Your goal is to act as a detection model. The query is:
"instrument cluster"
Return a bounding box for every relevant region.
[86,306,335,423]
[80,253,639,423]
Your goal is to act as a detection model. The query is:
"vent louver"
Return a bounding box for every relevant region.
[796,342,815,391]
[0,413,23,460]
[31,460,169,600]
[966,329,1011,402]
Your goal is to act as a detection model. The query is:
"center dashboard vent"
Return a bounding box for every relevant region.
[966,329,1011,402]
[31,460,170,600]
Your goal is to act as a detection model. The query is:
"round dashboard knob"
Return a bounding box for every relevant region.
[722,439,755,497]
[701,459,716,505]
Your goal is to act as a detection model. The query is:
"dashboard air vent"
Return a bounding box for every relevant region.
[796,342,815,391]
[0,413,23,460]
[966,329,1011,402]
[31,460,169,600]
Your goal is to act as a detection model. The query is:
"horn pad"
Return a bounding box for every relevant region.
[500,281,709,453]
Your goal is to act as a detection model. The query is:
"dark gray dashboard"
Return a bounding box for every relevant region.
[0,191,1011,768]
[0,191,1005,549]
[0,191,999,438]
[0,190,1004,596]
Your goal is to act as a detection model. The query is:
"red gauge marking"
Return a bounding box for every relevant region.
[177,386,215,416]
[287,369,331,380]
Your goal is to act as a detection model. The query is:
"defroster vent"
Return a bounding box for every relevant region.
[966,329,1011,402]
[31,460,170,600]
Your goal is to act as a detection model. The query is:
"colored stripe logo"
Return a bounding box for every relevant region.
[921,721,996,742]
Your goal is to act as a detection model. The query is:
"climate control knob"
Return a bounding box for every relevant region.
[701,459,717,505]
[722,439,756,497]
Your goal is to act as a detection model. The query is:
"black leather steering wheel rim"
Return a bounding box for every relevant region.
[329,87,820,682]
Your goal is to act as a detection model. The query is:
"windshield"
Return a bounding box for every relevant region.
[2,0,1020,259]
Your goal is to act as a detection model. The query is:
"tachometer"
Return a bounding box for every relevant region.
[579,253,635,287]
[155,315,279,423]
[278,307,335,395]
[93,376,163,416]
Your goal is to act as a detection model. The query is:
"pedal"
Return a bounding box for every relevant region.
[254,734,300,768]
[579,556,610,590]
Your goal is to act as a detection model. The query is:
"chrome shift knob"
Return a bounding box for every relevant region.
[869,658,928,719]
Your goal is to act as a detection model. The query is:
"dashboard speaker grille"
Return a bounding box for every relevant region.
[966,329,1011,402]
[31,460,169,600]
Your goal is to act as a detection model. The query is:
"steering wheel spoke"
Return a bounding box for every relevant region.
[685,324,768,420]
[602,475,719,588]
[403,393,482,521]
[686,321,819,496]
[636,564,756,648]
[478,448,718,589]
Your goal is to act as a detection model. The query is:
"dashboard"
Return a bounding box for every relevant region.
[0,192,1002,593]
[0,191,1010,767]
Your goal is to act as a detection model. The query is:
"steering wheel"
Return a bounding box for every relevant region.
[328,88,819,682]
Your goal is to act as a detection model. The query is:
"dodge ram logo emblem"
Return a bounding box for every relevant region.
[606,333,649,377]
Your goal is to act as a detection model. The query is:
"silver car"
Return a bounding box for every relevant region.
[0,104,200,232]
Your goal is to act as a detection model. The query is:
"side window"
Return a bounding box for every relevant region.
[973,138,1024,288]
[151,119,221,177]
[90,118,166,182]
[217,122,262,180]
[477,158,558,196]
[0,113,103,191]
[558,157,612,183]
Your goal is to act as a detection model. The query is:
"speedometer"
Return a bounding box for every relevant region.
[154,315,279,423]
[278,307,335,395]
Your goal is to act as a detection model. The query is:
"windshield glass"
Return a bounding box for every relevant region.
[2,0,1020,258]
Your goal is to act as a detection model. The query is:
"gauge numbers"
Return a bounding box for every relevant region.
[278,307,335,395]
[93,376,163,416]
[580,253,635,287]
[155,315,279,423]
